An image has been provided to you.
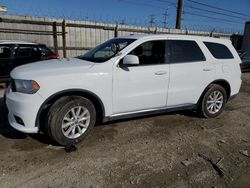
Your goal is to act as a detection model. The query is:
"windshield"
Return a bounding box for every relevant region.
[77,38,135,63]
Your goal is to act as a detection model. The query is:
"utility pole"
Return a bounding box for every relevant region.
[163,9,168,28]
[149,14,156,27]
[175,0,183,29]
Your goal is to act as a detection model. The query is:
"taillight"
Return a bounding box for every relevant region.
[49,53,60,59]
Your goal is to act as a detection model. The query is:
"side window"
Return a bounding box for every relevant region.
[166,40,205,63]
[129,40,165,65]
[38,46,53,56]
[31,47,42,58]
[17,46,32,57]
[0,46,12,59]
[204,42,234,59]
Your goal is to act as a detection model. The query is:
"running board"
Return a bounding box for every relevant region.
[103,104,197,122]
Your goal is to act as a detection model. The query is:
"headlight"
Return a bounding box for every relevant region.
[14,79,40,94]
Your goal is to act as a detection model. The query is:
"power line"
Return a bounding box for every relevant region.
[187,0,250,18]
[184,11,245,25]
[184,18,243,26]
[187,5,249,20]
[156,0,177,6]
[117,0,168,10]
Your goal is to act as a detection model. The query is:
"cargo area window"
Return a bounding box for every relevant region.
[204,42,234,59]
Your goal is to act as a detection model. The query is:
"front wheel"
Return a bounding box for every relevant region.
[46,96,96,146]
[199,84,227,118]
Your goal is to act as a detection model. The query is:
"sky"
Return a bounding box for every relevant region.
[0,0,249,33]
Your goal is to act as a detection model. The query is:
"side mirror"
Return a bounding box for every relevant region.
[123,55,139,65]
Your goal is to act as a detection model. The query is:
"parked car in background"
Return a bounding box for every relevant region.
[38,44,60,60]
[0,41,59,83]
[237,50,245,56]
[240,51,250,72]
[5,35,242,146]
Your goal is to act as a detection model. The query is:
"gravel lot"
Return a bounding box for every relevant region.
[0,75,249,188]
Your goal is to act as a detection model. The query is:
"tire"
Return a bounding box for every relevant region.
[199,84,227,118]
[46,96,96,146]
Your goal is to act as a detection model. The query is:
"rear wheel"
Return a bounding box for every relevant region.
[199,84,227,118]
[46,96,96,146]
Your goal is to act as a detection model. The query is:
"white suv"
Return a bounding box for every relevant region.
[5,35,242,145]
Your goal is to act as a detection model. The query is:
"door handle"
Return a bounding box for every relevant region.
[155,71,167,75]
[203,68,212,72]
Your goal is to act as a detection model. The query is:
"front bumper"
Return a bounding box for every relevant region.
[5,88,44,134]
[8,113,38,133]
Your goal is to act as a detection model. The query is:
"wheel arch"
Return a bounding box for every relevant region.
[198,79,231,105]
[35,89,106,131]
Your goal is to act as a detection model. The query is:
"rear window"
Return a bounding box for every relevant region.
[204,42,234,59]
[166,40,205,63]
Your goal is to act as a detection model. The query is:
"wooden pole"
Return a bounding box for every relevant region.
[175,0,183,29]
[52,21,58,54]
[114,24,118,37]
[62,19,67,58]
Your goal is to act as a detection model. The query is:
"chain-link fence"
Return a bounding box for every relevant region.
[0,14,233,58]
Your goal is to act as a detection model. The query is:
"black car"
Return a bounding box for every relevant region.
[0,41,59,83]
[240,51,250,72]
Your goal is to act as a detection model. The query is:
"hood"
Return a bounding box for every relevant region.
[11,58,95,79]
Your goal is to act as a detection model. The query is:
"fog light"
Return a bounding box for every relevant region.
[14,116,24,126]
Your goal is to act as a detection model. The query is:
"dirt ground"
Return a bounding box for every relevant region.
[0,75,249,188]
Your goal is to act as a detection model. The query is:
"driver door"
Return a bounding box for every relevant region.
[113,40,170,114]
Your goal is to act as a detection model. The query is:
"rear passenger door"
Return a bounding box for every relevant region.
[166,40,215,107]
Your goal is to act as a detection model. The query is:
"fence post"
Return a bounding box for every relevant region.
[52,21,58,54]
[154,27,157,34]
[114,24,118,37]
[209,28,215,37]
[62,19,67,58]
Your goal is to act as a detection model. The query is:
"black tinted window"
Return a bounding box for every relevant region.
[38,45,53,56]
[0,46,11,59]
[204,42,234,59]
[129,40,165,65]
[17,47,31,57]
[166,40,205,63]
[31,47,41,58]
